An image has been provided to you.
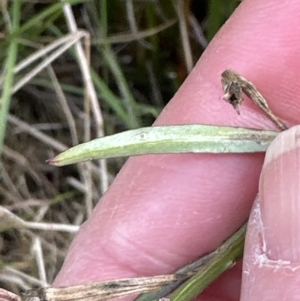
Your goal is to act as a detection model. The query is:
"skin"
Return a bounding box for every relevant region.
[54,0,300,300]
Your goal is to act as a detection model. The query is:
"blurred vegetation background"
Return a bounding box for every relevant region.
[0,0,241,294]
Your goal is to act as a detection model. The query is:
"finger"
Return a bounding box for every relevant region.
[54,1,300,297]
[241,125,300,300]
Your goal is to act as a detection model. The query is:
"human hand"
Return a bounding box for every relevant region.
[53,0,300,300]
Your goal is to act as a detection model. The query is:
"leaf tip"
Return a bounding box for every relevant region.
[46,157,58,165]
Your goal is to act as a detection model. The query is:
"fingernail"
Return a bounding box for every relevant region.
[259,125,300,262]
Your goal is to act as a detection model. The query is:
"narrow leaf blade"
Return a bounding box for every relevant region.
[47,124,278,166]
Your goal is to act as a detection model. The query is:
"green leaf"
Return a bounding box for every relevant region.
[167,223,246,301]
[48,124,278,166]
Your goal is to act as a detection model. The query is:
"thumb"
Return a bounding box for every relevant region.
[241,125,300,300]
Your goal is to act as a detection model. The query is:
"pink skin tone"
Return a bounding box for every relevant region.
[54,0,300,300]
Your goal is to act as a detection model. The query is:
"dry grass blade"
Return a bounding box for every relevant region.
[175,0,193,72]
[62,2,108,197]
[0,206,79,233]
[22,275,179,301]
[13,32,87,93]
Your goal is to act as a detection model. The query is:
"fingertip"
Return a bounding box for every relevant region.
[242,126,300,300]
